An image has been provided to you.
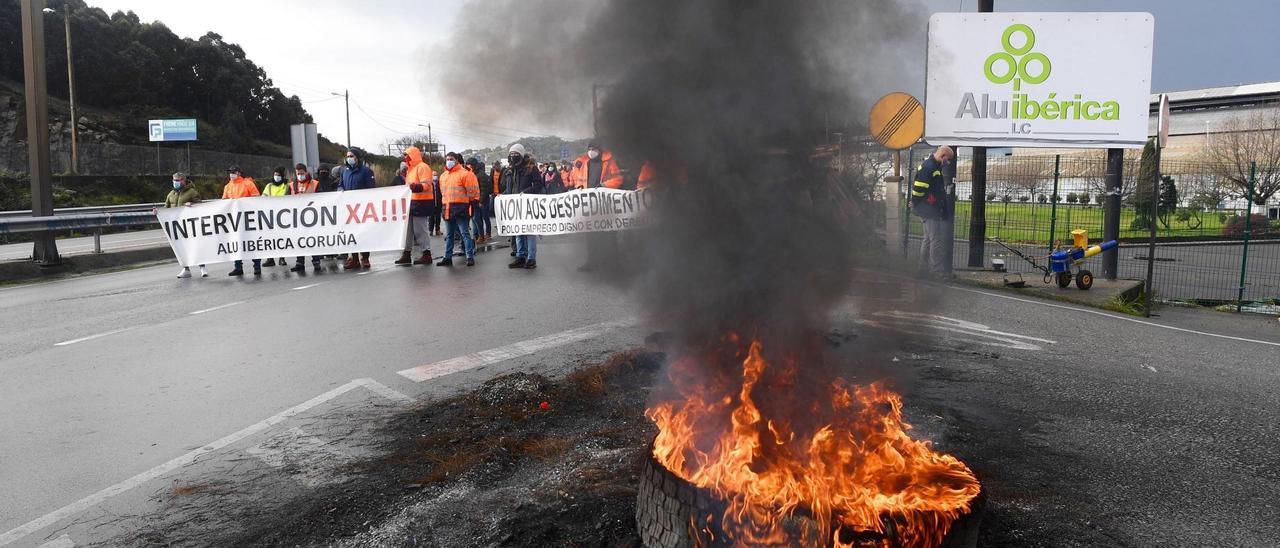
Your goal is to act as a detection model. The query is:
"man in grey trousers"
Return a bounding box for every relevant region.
[910,145,955,278]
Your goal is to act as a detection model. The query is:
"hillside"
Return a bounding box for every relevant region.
[0,0,322,157]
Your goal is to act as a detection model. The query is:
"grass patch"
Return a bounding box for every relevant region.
[907,201,1235,244]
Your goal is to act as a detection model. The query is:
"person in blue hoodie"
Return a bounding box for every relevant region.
[340,147,377,270]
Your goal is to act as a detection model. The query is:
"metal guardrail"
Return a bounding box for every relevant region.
[0,204,161,255]
[0,203,161,220]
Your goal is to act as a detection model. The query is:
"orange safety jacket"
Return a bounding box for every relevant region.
[404,146,435,201]
[637,161,689,190]
[222,177,260,199]
[290,178,319,194]
[439,164,480,219]
[491,168,503,195]
[570,150,623,189]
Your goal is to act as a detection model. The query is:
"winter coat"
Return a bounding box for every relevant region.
[164,185,200,208]
[340,163,376,191]
[222,177,260,199]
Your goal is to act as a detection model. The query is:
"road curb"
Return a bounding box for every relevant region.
[0,246,174,284]
[949,270,1144,312]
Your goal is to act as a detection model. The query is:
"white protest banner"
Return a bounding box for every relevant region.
[157,186,411,266]
[494,187,653,236]
[926,13,1154,149]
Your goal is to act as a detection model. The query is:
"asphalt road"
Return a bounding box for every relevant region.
[2,236,1279,546]
[0,229,169,262]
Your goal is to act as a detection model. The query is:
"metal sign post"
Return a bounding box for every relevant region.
[868,92,925,258]
[1145,94,1169,317]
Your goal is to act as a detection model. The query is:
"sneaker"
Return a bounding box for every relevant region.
[414,252,433,265]
[361,258,371,269]
[465,258,475,267]
[253,268,262,276]
[395,251,412,266]
[263,258,276,267]
[279,257,289,266]
[524,260,537,269]
[290,264,306,273]
[509,258,527,269]
[344,258,360,270]
[436,258,453,267]
[177,267,192,279]
[199,266,209,277]
[228,269,244,277]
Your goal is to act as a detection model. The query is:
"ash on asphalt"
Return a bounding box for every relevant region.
[102,319,1275,546]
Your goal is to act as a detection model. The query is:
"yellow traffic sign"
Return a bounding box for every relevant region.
[869,92,924,150]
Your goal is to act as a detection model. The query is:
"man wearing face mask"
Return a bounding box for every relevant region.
[261,167,292,267]
[571,143,623,271]
[397,146,435,266]
[502,144,545,269]
[289,163,324,272]
[160,172,208,278]
[339,147,377,269]
[436,151,480,267]
[222,165,262,276]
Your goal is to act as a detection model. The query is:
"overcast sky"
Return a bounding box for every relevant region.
[90,0,1280,152]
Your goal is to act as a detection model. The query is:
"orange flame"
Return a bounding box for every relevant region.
[647,339,980,546]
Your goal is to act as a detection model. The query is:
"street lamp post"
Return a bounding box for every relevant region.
[22,0,59,264]
[331,90,350,149]
[45,4,77,174]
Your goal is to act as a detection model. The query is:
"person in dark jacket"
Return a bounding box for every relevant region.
[910,145,955,277]
[429,171,444,236]
[315,164,338,192]
[467,157,492,244]
[502,144,544,269]
[542,161,564,194]
[340,147,377,269]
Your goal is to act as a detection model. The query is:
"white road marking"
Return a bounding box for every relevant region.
[246,427,353,488]
[355,378,414,404]
[1144,365,1158,373]
[188,301,245,315]
[0,377,403,547]
[861,311,1055,351]
[951,286,1280,348]
[290,283,324,291]
[398,319,634,382]
[36,535,74,548]
[53,328,134,347]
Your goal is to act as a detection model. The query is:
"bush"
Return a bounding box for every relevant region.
[1037,194,1048,203]
[986,192,997,202]
[1079,192,1091,204]
[1221,214,1276,237]
[1019,195,1030,202]
[1066,192,1079,204]
[1001,194,1012,203]
[1050,194,1062,203]
[1095,194,1106,205]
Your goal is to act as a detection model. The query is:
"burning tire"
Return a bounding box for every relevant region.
[636,445,984,548]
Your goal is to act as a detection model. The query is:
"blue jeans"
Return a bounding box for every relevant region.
[515,235,537,261]
[234,259,262,271]
[444,215,475,259]
[471,201,491,237]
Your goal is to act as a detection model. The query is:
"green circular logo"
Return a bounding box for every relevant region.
[985,23,1051,89]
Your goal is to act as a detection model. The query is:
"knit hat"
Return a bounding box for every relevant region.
[509,143,526,156]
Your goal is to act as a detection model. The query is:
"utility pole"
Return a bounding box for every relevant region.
[968,0,994,268]
[1102,148,1123,279]
[332,90,350,149]
[21,0,59,264]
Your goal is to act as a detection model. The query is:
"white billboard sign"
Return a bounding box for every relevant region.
[925,13,1154,149]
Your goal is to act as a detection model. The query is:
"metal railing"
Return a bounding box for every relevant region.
[0,203,160,255]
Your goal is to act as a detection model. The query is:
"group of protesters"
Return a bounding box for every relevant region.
[162,142,628,278]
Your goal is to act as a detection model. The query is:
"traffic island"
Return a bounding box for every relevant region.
[951,268,1145,310]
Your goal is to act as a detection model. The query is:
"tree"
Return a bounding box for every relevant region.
[1204,107,1280,206]
[1158,175,1179,229]
[1128,139,1158,231]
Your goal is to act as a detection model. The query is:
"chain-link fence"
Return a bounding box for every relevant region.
[896,150,1280,305]
[0,142,292,178]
